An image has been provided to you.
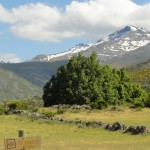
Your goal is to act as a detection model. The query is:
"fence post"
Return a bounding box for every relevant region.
[18,130,26,150]
[18,130,26,138]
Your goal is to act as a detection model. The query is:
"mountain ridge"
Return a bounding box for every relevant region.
[28,25,150,64]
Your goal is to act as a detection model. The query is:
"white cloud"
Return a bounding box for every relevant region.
[0,54,21,63]
[0,4,15,23]
[0,0,150,42]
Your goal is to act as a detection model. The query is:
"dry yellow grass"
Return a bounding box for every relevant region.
[0,108,150,150]
[55,107,150,128]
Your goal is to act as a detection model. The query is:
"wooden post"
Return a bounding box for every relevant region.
[18,130,26,150]
[18,130,26,138]
[4,130,41,150]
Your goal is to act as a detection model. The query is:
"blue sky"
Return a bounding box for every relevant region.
[0,0,149,62]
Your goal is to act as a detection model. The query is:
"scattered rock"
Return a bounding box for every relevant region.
[10,109,149,135]
[105,122,127,131]
[125,126,149,134]
[86,121,103,127]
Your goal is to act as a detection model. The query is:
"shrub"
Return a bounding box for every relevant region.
[42,111,56,117]
[90,99,108,109]
[0,106,5,115]
[109,106,124,111]
[43,52,148,108]
[8,101,29,110]
[144,98,150,107]
[29,107,38,112]
[8,102,17,110]
[57,108,66,114]
[133,100,144,108]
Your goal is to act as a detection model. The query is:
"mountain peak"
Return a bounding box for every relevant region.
[29,25,150,63]
[124,25,138,31]
[97,25,149,43]
[97,26,132,43]
[107,25,139,41]
[124,25,149,33]
[130,25,138,31]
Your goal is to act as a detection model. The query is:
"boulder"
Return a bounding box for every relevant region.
[125,126,149,134]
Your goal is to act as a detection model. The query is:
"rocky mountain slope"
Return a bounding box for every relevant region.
[29,25,150,65]
[107,43,150,68]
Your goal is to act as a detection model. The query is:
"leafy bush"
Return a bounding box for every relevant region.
[133,100,144,108]
[8,101,29,110]
[90,99,108,109]
[43,52,148,108]
[0,106,5,115]
[8,102,17,110]
[144,96,150,107]
[42,111,55,117]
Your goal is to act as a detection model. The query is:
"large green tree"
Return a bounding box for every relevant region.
[43,52,148,107]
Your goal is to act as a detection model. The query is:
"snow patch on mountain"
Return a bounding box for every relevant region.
[98,54,110,56]
[47,43,92,61]
[96,25,150,53]
[97,26,136,44]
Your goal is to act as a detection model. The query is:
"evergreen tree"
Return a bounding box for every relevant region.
[43,52,148,108]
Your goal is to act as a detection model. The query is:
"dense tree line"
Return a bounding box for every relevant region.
[43,52,149,108]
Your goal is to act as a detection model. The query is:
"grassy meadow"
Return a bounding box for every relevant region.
[0,107,150,150]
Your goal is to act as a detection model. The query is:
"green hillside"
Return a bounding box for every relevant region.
[0,61,68,87]
[0,59,149,101]
[126,59,150,93]
[0,68,42,100]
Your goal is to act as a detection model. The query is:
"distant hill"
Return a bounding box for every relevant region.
[0,61,68,87]
[126,59,150,93]
[0,67,42,100]
[0,58,149,101]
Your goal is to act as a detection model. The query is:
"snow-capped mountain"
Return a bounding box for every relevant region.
[83,25,150,63]
[47,43,92,61]
[29,43,92,62]
[29,25,150,64]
